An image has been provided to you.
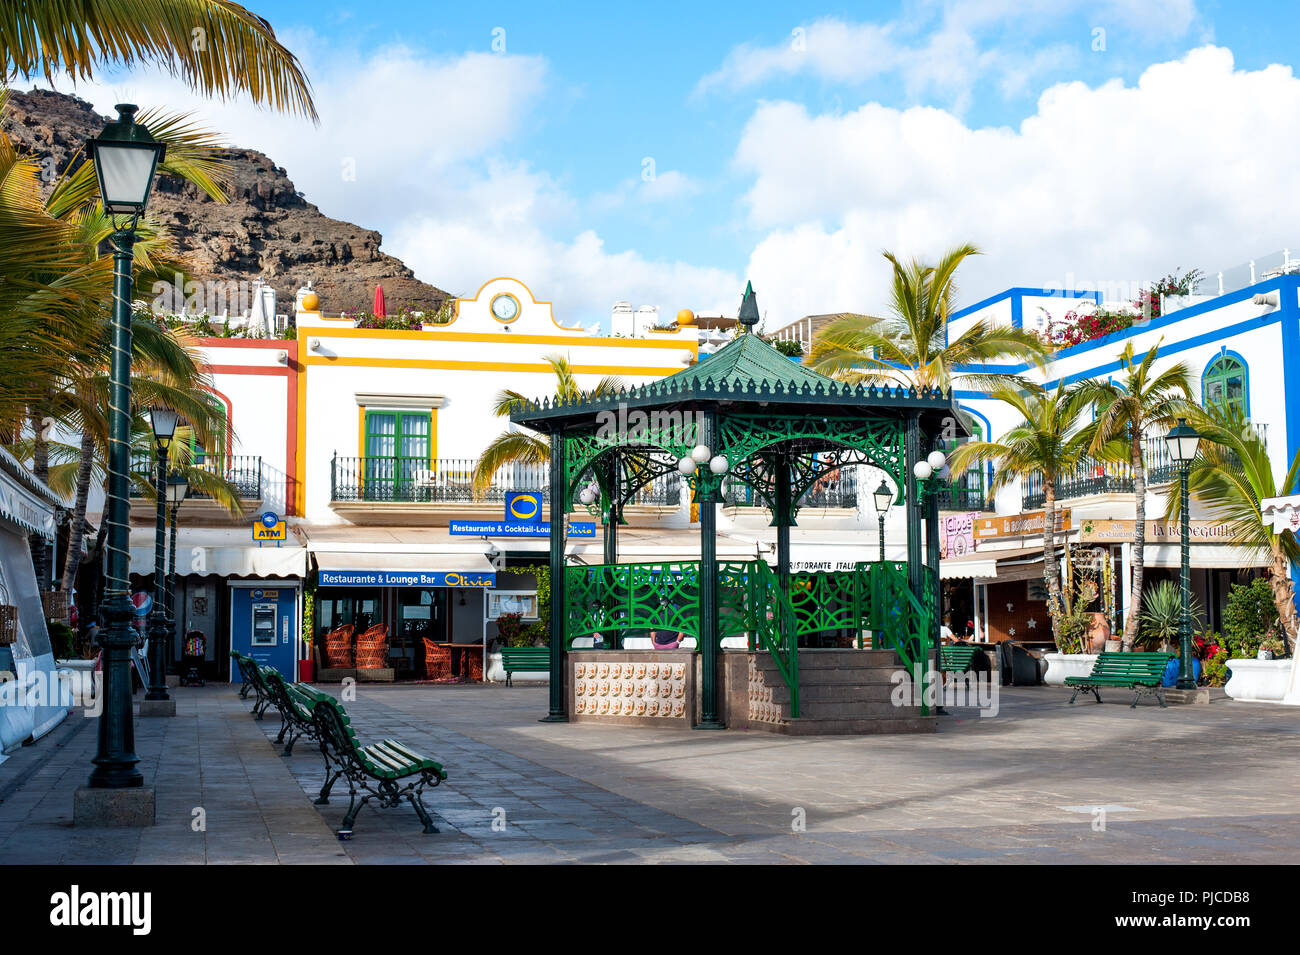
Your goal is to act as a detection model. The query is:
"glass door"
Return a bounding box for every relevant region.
[395,589,447,678]
[364,410,431,501]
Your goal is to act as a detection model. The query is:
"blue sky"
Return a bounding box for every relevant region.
[49,0,1300,328]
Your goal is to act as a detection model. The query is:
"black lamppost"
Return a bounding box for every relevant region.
[873,480,892,562]
[145,407,178,705]
[85,105,166,788]
[165,473,189,640]
[1165,417,1202,689]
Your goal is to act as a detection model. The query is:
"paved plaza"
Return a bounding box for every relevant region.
[1,681,1298,864]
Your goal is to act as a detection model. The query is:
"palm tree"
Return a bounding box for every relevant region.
[1164,402,1300,651]
[808,244,1049,392]
[947,383,1093,644]
[472,355,623,495]
[1,1,316,119]
[1078,341,1193,649]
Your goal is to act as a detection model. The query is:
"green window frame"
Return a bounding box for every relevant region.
[363,409,432,500]
[1203,355,1247,415]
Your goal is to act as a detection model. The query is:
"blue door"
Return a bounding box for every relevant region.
[230,584,298,681]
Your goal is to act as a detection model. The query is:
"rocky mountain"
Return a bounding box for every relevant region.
[2,88,448,317]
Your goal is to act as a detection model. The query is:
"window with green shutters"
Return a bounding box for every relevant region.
[1202,355,1247,415]
[363,410,432,500]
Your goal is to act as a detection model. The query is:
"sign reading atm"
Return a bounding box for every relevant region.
[318,570,497,588]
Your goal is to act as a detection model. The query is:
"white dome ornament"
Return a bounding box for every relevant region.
[913,460,933,481]
[677,456,698,475]
[708,455,729,475]
[691,444,712,464]
[927,450,947,470]
[578,485,597,506]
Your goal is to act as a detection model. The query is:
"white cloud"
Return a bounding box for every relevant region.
[41,38,731,325]
[389,166,737,322]
[736,46,1300,322]
[695,2,1203,107]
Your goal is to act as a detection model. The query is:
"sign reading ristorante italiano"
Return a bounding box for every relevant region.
[1078,519,1234,543]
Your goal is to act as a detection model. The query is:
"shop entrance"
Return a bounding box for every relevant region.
[392,588,449,679]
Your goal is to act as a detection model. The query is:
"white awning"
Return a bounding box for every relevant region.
[1142,544,1268,569]
[940,554,1001,579]
[129,528,306,578]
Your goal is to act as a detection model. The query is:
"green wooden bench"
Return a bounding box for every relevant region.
[230,651,271,718]
[261,668,321,756]
[302,688,448,838]
[1064,651,1176,708]
[939,645,979,673]
[500,646,551,686]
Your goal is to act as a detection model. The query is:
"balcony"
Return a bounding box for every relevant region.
[722,466,858,510]
[936,484,991,512]
[129,452,264,522]
[1020,422,1267,508]
[329,456,681,524]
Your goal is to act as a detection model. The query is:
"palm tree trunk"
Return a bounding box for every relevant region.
[1269,547,1300,654]
[60,430,96,596]
[29,410,50,588]
[1043,483,1063,646]
[1123,432,1146,650]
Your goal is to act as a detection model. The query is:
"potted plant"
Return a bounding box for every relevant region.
[1137,581,1202,652]
[1221,579,1293,702]
[1043,570,1099,685]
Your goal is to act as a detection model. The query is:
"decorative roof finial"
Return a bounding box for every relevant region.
[738,280,759,332]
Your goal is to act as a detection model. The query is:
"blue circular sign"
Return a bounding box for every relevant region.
[260,511,279,528]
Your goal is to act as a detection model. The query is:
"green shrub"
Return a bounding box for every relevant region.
[1203,648,1230,687]
[47,621,75,659]
[1222,577,1278,658]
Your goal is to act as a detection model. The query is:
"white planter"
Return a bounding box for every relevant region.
[1043,653,1099,686]
[1224,659,1292,702]
[484,651,548,684]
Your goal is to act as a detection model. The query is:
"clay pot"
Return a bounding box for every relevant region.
[1087,612,1111,653]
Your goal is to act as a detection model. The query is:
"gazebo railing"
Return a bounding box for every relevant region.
[564,559,936,719]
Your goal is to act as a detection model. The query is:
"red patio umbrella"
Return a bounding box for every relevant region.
[373,284,386,319]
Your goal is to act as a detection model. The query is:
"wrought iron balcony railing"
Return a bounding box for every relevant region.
[130,452,263,500]
[329,456,683,506]
[721,466,858,509]
[1022,422,1268,508]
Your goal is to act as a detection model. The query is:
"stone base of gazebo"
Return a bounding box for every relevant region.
[567,649,935,734]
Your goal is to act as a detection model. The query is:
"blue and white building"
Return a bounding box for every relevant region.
[939,252,1300,642]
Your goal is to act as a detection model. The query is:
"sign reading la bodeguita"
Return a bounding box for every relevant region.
[974,509,1071,541]
[1078,519,1235,543]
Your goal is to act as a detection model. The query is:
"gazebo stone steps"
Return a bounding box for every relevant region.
[747,648,934,735]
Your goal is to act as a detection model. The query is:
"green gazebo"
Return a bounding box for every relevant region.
[510,283,966,730]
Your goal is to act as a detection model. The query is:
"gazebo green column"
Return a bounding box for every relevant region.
[696,408,725,729]
[543,431,568,722]
[603,452,619,564]
[925,436,942,705]
[774,452,793,645]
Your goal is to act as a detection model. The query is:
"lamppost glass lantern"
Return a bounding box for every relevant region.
[872,480,893,514]
[165,473,189,507]
[89,105,167,219]
[148,406,179,452]
[1164,417,1202,463]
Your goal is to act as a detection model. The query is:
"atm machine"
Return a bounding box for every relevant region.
[229,581,299,681]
